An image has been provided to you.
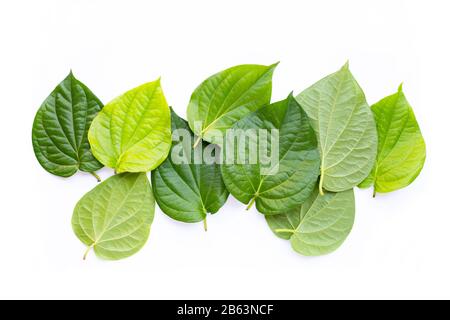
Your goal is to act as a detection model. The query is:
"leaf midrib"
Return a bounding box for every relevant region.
[95,175,142,242]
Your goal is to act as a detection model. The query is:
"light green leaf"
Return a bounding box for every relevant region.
[151,109,229,229]
[266,188,355,256]
[296,63,377,194]
[72,173,155,260]
[359,85,426,196]
[187,63,278,146]
[88,79,172,173]
[32,72,103,179]
[221,94,320,215]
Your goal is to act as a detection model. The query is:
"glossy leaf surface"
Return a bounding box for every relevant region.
[187,64,277,146]
[221,95,320,215]
[32,72,103,177]
[359,85,426,195]
[152,110,229,226]
[88,79,171,173]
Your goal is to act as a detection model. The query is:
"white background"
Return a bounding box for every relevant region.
[0,0,448,300]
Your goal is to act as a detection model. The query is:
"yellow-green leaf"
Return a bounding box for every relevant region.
[359,85,426,196]
[187,63,277,146]
[88,79,171,173]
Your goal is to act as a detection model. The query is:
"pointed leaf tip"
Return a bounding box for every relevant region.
[271,61,281,68]
[67,70,76,81]
[342,60,350,70]
[154,77,162,86]
[398,83,404,92]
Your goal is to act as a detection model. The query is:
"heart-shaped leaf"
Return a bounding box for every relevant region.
[296,63,377,194]
[72,173,155,260]
[359,85,426,196]
[151,109,229,230]
[88,79,172,173]
[221,94,320,214]
[187,63,278,146]
[266,187,355,256]
[32,72,103,179]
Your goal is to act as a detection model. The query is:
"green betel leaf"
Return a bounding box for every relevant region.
[265,188,355,256]
[359,85,426,196]
[32,72,103,179]
[151,109,229,230]
[296,63,377,194]
[72,173,155,260]
[187,63,278,146]
[221,94,321,215]
[88,79,172,173]
[264,207,301,241]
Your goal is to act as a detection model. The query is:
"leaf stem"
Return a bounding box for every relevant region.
[275,229,295,234]
[246,197,257,210]
[319,169,325,196]
[193,136,202,149]
[203,217,208,232]
[372,187,377,198]
[90,172,101,182]
[83,244,94,260]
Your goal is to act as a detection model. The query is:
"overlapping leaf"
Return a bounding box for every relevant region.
[88,79,171,173]
[266,188,355,256]
[187,63,278,146]
[359,85,426,196]
[32,72,103,179]
[221,94,320,214]
[33,63,428,261]
[72,173,155,260]
[296,63,377,194]
[151,110,229,229]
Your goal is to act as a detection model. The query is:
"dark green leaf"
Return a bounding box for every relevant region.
[152,110,229,229]
[32,72,103,178]
[221,94,320,214]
